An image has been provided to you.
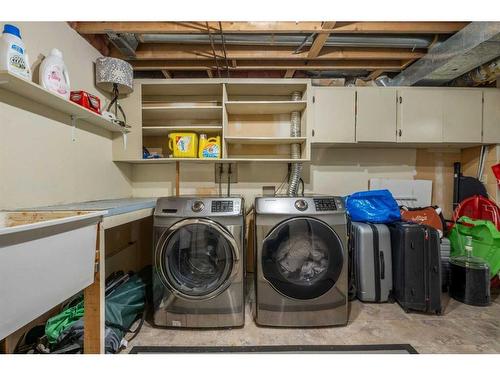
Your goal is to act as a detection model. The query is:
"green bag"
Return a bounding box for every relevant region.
[449,216,500,278]
[45,301,84,344]
[45,270,148,351]
[105,273,146,340]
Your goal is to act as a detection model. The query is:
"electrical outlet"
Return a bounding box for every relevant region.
[214,163,238,183]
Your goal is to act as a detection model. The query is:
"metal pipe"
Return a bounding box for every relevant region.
[140,33,435,49]
[287,91,303,197]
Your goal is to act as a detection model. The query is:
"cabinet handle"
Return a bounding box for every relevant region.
[399,96,402,104]
[312,129,315,137]
[398,129,402,137]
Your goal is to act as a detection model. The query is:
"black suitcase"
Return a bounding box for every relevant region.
[389,222,442,314]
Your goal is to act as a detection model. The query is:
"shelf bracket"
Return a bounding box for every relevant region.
[70,115,86,142]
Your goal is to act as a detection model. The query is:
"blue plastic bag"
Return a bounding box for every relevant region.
[345,189,401,224]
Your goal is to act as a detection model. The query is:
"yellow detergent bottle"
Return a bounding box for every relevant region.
[168,132,198,158]
[198,134,221,159]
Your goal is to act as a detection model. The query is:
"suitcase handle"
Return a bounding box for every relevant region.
[380,251,385,280]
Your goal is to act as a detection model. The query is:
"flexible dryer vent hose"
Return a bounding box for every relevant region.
[287,91,303,196]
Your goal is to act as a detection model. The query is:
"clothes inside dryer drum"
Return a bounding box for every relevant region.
[163,223,234,297]
[262,217,344,299]
[276,233,328,282]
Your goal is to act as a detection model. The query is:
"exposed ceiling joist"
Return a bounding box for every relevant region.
[366,69,385,80]
[130,59,404,71]
[390,21,500,86]
[73,21,468,35]
[288,21,336,78]
[308,21,337,58]
[119,44,424,61]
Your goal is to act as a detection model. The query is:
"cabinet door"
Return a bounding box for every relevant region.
[483,90,500,144]
[356,88,397,142]
[397,89,443,143]
[312,87,355,143]
[442,89,482,143]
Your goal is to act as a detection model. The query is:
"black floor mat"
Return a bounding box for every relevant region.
[129,344,418,354]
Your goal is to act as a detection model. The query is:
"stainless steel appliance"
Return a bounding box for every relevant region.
[254,196,348,327]
[153,196,245,328]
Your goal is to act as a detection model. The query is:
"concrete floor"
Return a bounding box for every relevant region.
[123,281,500,354]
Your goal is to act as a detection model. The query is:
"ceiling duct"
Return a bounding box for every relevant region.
[107,32,139,59]
[389,22,500,86]
[140,33,435,49]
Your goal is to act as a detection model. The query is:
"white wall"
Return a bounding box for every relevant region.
[132,147,417,207]
[0,22,132,209]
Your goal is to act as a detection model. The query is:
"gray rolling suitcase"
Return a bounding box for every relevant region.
[440,237,451,291]
[351,222,393,302]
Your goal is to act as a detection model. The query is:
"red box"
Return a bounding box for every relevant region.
[70,91,101,114]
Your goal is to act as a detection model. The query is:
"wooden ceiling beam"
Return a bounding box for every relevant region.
[308,21,336,59]
[72,21,468,35]
[130,44,425,60]
[366,69,385,80]
[130,59,404,71]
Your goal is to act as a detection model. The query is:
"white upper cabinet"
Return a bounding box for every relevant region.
[397,88,443,143]
[356,88,397,142]
[312,87,356,143]
[442,89,483,143]
[483,90,500,144]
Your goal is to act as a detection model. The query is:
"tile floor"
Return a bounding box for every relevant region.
[123,280,500,354]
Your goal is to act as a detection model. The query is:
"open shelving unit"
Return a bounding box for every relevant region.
[113,79,311,163]
[0,70,130,135]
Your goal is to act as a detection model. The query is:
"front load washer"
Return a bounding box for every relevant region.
[254,196,348,327]
[153,196,245,328]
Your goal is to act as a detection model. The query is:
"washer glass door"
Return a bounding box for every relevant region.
[158,219,235,299]
[262,217,344,299]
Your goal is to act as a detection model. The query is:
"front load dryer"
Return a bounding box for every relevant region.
[153,196,245,328]
[254,196,348,327]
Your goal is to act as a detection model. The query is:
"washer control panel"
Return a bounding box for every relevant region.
[313,198,337,211]
[211,200,235,213]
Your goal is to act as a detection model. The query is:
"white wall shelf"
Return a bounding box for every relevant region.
[115,157,309,164]
[142,125,222,136]
[225,101,307,115]
[142,105,222,121]
[225,136,307,145]
[0,71,130,134]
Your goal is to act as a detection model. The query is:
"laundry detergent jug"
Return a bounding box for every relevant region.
[168,132,198,158]
[198,134,221,159]
[39,48,70,99]
[0,24,31,80]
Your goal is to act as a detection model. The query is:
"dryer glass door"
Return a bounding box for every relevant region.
[262,217,344,299]
[158,219,236,299]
